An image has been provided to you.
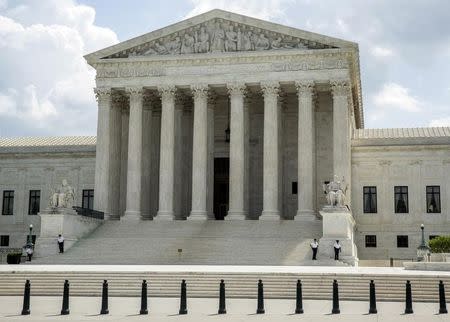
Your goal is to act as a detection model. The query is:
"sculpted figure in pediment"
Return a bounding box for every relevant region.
[144,41,168,55]
[210,22,225,52]
[181,33,195,54]
[271,37,283,49]
[255,33,270,50]
[166,36,181,54]
[194,26,210,53]
[225,25,238,52]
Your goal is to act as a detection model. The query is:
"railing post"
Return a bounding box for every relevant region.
[369,280,377,314]
[21,280,31,315]
[405,280,413,314]
[218,280,226,314]
[257,279,265,314]
[140,280,148,315]
[100,280,109,315]
[439,280,448,314]
[295,279,304,314]
[179,280,187,315]
[61,280,70,315]
[332,280,340,314]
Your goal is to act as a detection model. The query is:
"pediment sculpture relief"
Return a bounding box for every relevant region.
[104,19,336,59]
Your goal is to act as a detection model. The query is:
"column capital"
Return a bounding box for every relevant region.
[331,79,350,97]
[191,84,209,100]
[158,85,177,100]
[227,82,247,97]
[295,81,315,97]
[260,81,280,97]
[94,87,112,102]
[125,87,144,98]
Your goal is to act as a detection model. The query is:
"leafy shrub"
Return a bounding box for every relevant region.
[429,236,450,253]
[6,252,22,264]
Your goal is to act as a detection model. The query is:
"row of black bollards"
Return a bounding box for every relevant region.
[19,278,449,315]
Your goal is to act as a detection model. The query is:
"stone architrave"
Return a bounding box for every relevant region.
[124,87,144,220]
[93,87,112,216]
[156,85,177,220]
[227,82,247,220]
[189,84,209,220]
[260,81,281,220]
[331,80,351,205]
[295,81,317,221]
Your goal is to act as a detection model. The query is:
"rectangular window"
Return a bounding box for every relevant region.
[426,186,441,213]
[363,186,377,213]
[2,190,14,215]
[394,186,408,213]
[28,190,41,215]
[292,182,297,195]
[365,235,377,248]
[82,189,94,210]
[397,235,409,248]
[0,235,9,247]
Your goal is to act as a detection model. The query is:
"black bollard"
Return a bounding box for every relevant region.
[179,280,187,315]
[21,279,31,315]
[369,280,377,314]
[439,280,448,314]
[61,280,70,315]
[295,280,304,314]
[218,279,226,314]
[100,280,109,315]
[331,280,340,314]
[256,279,265,314]
[140,280,148,315]
[404,280,413,314]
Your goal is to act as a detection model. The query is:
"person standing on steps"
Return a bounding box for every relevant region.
[57,234,65,253]
[333,240,341,260]
[25,245,33,261]
[310,238,319,260]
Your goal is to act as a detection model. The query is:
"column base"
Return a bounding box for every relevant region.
[259,210,280,220]
[226,210,247,220]
[155,211,174,220]
[122,210,141,221]
[188,211,208,220]
[295,210,318,221]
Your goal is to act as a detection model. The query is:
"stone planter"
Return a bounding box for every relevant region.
[430,253,450,262]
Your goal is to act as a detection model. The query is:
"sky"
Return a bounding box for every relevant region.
[0,0,449,137]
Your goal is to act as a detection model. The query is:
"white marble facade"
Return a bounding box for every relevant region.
[0,10,449,261]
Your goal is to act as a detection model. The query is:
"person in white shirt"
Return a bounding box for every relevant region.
[333,240,341,260]
[25,246,33,261]
[310,239,319,260]
[57,234,65,253]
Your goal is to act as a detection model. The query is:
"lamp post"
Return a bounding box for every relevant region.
[417,224,430,262]
[28,224,33,246]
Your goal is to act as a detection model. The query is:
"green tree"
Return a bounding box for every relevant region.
[429,236,450,253]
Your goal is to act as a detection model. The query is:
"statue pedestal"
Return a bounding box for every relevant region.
[318,207,359,266]
[35,208,103,258]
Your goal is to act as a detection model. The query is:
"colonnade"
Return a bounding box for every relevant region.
[93,80,351,220]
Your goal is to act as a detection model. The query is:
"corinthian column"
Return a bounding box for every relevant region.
[124,87,144,220]
[331,80,352,205]
[93,87,112,216]
[260,82,281,220]
[295,81,317,221]
[156,85,176,220]
[227,83,247,220]
[189,84,209,220]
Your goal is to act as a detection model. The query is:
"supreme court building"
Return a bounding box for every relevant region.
[1,9,449,262]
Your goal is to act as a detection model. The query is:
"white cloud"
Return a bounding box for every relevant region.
[373,82,422,113]
[429,117,450,127]
[186,0,294,20]
[0,0,118,136]
[370,46,395,58]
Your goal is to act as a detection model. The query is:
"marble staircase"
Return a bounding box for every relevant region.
[33,220,328,265]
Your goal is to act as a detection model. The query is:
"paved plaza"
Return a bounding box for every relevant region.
[0,296,447,321]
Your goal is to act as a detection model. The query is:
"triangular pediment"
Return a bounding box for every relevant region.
[85,9,357,62]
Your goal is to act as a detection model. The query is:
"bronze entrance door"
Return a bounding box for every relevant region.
[213,158,229,220]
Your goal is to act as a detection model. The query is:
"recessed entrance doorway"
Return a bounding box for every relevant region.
[213,157,229,220]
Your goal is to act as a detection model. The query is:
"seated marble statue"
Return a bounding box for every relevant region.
[50,179,75,208]
[323,175,348,207]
